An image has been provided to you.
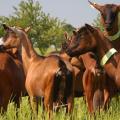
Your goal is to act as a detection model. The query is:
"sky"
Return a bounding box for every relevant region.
[0,0,120,27]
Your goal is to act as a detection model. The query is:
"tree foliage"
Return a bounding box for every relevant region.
[0,0,74,54]
[92,14,104,31]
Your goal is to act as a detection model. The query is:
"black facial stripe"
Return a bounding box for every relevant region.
[105,8,117,24]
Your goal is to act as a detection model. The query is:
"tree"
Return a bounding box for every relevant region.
[0,0,73,54]
[63,24,75,35]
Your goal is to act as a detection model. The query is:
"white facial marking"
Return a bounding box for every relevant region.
[0,37,4,45]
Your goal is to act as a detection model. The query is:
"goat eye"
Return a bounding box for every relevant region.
[101,12,104,16]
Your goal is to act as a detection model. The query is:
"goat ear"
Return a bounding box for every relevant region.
[88,0,102,11]
[24,27,31,33]
[85,24,95,33]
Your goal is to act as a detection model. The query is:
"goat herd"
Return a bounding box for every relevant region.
[0,1,120,118]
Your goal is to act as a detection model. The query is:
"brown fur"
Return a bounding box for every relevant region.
[89,1,120,51]
[49,51,84,97]
[3,27,27,96]
[66,24,120,110]
[0,27,26,112]
[5,25,74,115]
[0,51,25,112]
[80,52,105,113]
[54,36,105,113]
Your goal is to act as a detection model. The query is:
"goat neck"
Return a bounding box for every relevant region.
[17,31,42,74]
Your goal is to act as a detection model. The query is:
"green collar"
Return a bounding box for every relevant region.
[100,48,117,66]
[107,30,120,41]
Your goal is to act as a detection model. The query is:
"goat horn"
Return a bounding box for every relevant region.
[88,0,102,11]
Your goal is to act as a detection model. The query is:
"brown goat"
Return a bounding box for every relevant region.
[89,1,120,51]
[2,25,26,96]
[0,47,25,112]
[5,25,74,115]
[58,34,106,113]
[89,0,120,106]
[66,24,120,110]
[0,26,26,112]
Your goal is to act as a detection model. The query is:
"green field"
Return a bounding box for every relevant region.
[0,97,119,120]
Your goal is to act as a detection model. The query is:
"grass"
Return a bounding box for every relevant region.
[0,97,119,120]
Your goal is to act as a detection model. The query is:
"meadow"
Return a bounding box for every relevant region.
[0,48,117,120]
[0,96,119,120]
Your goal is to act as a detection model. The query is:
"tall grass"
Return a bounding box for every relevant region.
[0,97,119,120]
